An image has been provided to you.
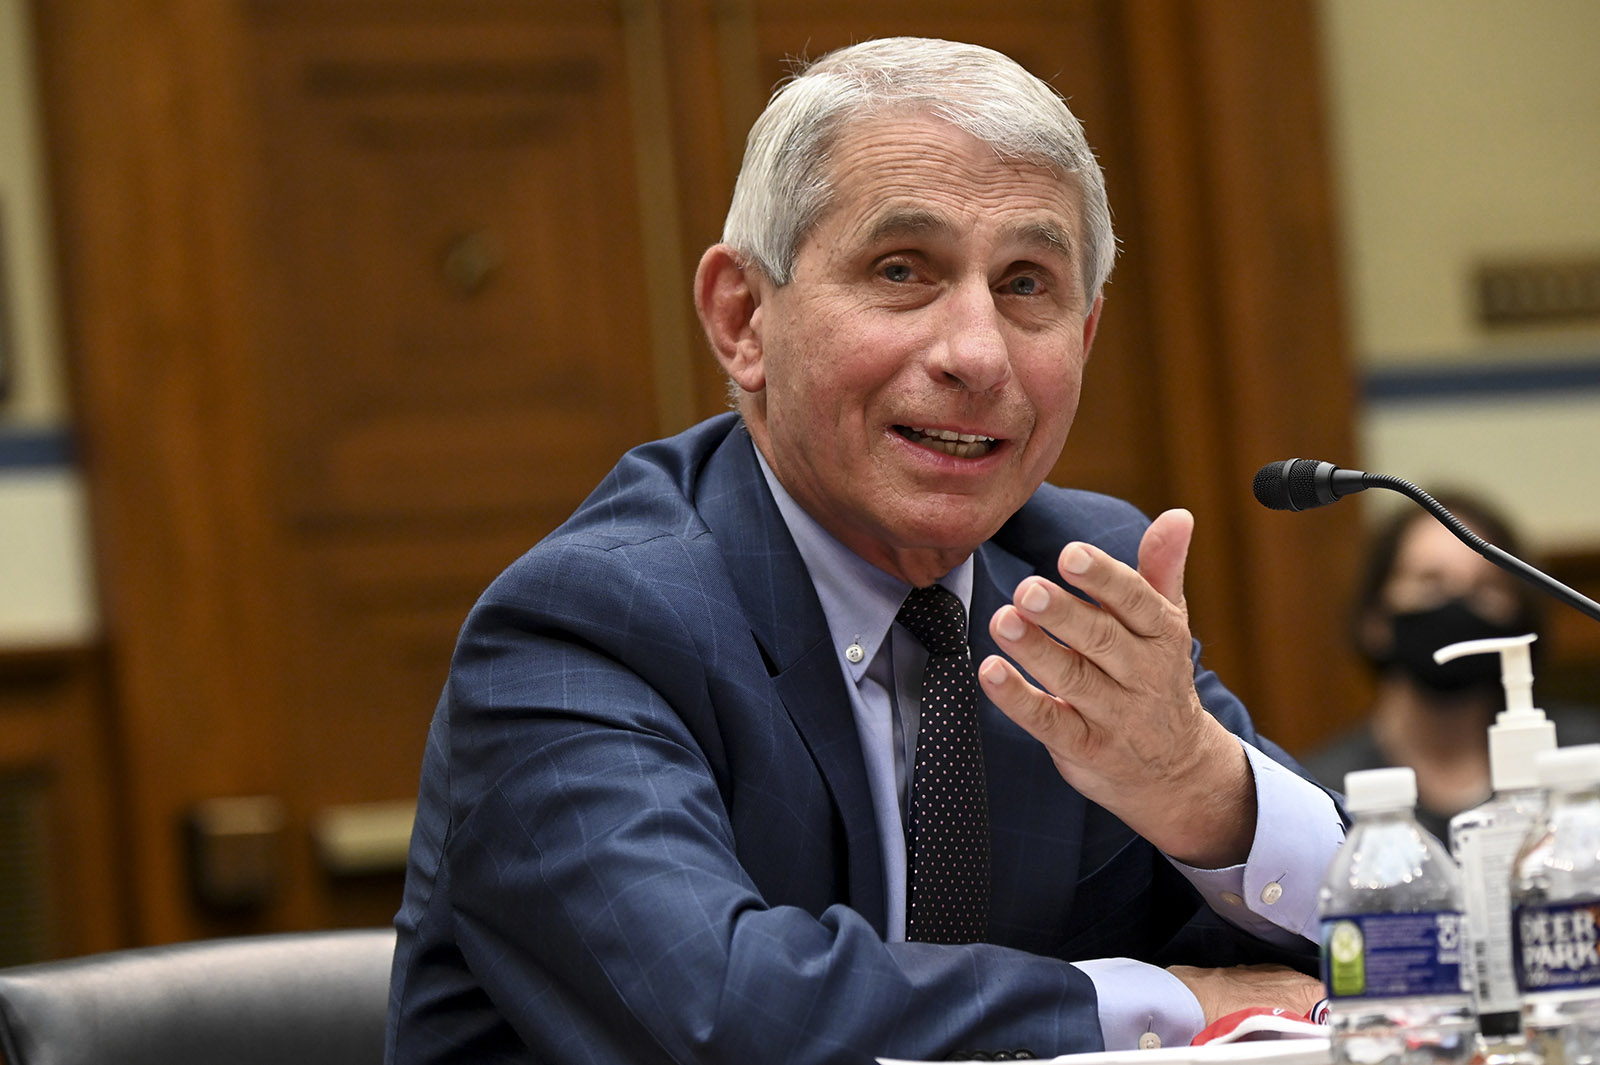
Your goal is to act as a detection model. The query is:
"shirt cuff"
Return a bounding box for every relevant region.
[1077,957,1206,1050]
[1171,741,1346,944]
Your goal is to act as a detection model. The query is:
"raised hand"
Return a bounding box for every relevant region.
[977,509,1255,867]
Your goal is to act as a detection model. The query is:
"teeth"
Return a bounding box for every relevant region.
[902,425,998,459]
[908,426,996,445]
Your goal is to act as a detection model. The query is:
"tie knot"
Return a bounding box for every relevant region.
[897,585,969,656]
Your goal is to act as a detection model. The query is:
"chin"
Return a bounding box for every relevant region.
[896,513,1005,557]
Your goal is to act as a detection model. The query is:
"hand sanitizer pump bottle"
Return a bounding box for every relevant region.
[1442,633,1552,1065]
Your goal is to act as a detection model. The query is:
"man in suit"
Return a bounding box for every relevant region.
[388,37,1343,1064]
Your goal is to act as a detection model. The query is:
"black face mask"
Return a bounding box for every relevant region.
[1379,598,1533,697]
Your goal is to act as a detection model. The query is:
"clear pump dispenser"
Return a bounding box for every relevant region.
[1441,633,1552,1063]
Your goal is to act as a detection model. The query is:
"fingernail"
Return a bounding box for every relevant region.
[1063,545,1091,574]
[1019,581,1049,613]
[996,608,1025,641]
[980,657,1007,685]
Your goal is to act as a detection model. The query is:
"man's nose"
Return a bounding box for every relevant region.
[927,281,1011,393]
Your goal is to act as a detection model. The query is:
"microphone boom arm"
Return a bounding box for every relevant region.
[1364,473,1600,625]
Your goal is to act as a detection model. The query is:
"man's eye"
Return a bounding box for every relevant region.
[1005,275,1040,295]
[882,263,914,283]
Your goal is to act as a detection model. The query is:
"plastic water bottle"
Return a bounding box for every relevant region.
[1513,744,1600,1065]
[1321,766,1477,1065]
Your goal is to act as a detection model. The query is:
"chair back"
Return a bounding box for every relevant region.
[0,928,395,1065]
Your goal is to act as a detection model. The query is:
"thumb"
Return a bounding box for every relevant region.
[1138,508,1194,606]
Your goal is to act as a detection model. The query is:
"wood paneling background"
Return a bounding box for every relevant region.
[30,0,1367,947]
[0,646,121,961]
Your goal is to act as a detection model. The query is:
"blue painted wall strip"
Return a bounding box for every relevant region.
[1364,358,1600,403]
[0,428,76,469]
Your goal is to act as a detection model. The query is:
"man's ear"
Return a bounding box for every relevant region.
[694,244,767,395]
[1080,292,1104,357]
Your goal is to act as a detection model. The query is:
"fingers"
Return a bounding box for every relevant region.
[1138,508,1193,607]
[1168,964,1325,1025]
[1053,514,1192,641]
[982,510,1257,864]
[977,654,1086,752]
[990,522,1192,688]
[981,541,1190,766]
[990,587,1119,704]
[982,516,1194,740]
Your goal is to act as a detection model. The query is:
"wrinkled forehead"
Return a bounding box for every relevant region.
[811,110,1082,234]
[816,102,1075,186]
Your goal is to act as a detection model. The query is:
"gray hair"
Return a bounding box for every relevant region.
[722,36,1115,313]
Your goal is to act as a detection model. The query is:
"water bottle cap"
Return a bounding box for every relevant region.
[1344,766,1417,812]
[1535,744,1600,788]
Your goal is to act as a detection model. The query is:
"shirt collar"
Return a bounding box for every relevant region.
[751,442,974,680]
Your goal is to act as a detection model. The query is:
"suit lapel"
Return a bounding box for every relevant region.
[696,428,887,933]
[973,544,1087,944]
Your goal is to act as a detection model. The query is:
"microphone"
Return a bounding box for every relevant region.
[1252,458,1600,624]
[1252,458,1370,512]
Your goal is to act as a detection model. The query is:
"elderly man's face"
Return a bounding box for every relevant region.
[736,114,1100,584]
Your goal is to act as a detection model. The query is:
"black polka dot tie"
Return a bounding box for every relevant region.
[898,584,990,945]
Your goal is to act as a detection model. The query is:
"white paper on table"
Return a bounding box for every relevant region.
[879,1033,1331,1065]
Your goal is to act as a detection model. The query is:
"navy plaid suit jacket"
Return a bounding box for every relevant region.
[386,413,1319,1064]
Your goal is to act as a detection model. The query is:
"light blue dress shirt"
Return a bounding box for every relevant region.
[753,449,1342,1049]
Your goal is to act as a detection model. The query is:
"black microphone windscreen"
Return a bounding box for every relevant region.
[1284,458,1335,510]
[1253,458,1369,511]
[1241,454,1344,508]
[1252,460,1298,510]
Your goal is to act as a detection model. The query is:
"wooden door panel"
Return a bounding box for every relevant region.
[240,4,662,873]
[249,9,657,525]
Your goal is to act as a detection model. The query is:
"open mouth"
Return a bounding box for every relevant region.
[897,425,999,459]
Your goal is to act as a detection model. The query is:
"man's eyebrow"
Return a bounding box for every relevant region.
[861,211,1075,262]
[863,208,954,245]
[1007,220,1075,260]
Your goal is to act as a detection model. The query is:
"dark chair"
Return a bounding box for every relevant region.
[0,927,395,1065]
